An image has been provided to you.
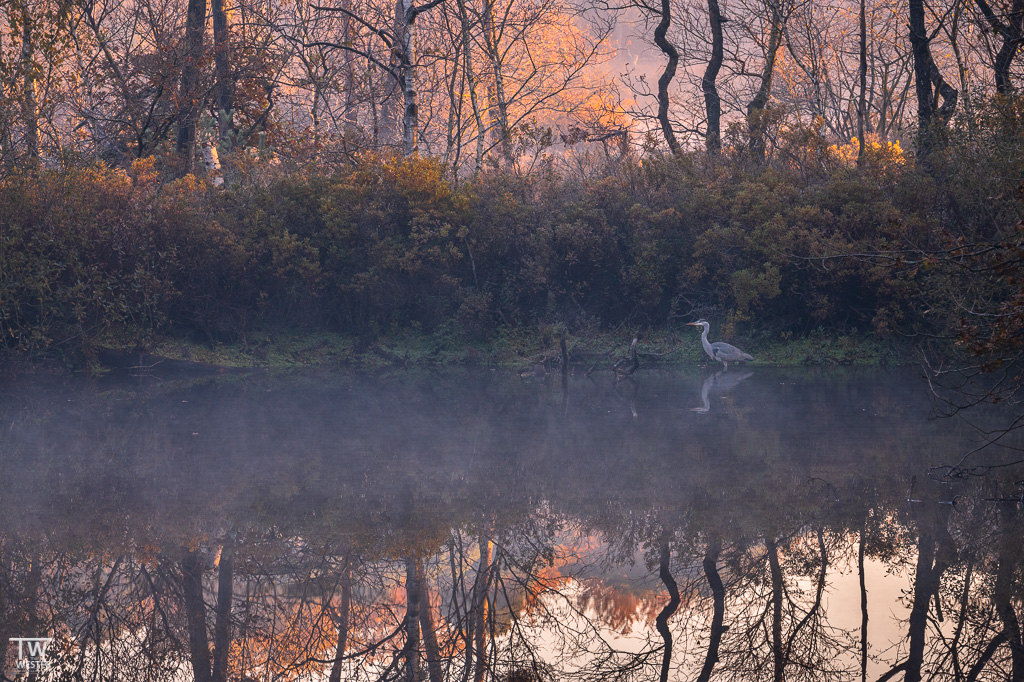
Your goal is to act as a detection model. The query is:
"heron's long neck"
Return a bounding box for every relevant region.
[701,326,714,359]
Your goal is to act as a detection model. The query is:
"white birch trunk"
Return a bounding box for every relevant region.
[399,0,418,156]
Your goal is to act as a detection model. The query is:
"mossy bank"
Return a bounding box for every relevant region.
[73,327,906,378]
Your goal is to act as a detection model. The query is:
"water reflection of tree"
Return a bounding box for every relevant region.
[906,494,1024,682]
[1,374,1024,681]
[591,507,856,681]
[0,502,1014,682]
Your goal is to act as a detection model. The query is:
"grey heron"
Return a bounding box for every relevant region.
[686,320,753,369]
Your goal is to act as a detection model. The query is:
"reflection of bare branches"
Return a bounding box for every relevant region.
[8,460,1024,682]
[696,540,725,682]
[713,531,856,681]
[654,538,680,682]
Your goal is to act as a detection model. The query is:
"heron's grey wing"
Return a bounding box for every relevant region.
[710,341,753,362]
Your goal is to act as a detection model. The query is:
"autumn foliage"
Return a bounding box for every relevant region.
[0,117,983,364]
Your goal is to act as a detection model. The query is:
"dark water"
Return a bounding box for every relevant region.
[1,367,1022,681]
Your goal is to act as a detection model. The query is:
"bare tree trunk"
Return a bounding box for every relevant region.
[909,0,956,158]
[473,537,492,682]
[859,522,868,682]
[656,538,680,682]
[703,0,724,155]
[442,36,463,170]
[404,557,421,682]
[182,550,213,682]
[212,544,233,682]
[311,84,323,151]
[19,0,39,161]
[380,69,401,146]
[696,540,725,682]
[342,11,359,131]
[177,0,207,172]
[766,538,785,682]
[456,0,486,172]
[993,14,1024,95]
[377,6,403,147]
[395,0,440,156]
[480,0,512,162]
[947,2,971,120]
[417,560,444,682]
[857,0,867,165]
[906,505,954,682]
[994,506,1024,681]
[967,632,1009,681]
[653,0,681,155]
[905,527,935,682]
[747,0,784,162]
[328,566,352,682]
[974,0,1024,93]
[455,541,474,682]
[396,0,418,156]
[212,0,233,145]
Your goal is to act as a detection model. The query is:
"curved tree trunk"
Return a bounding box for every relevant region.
[702,0,724,155]
[653,0,681,155]
[696,540,725,682]
[656,538,681,682]
[974,0,1024,94]
[747,1,784,162]
[909,0,956,158]
[908,0,933,146]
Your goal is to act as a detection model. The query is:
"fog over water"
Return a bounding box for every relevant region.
[1,367,1021,681]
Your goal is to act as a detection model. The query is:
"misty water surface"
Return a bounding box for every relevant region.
[1,367,1022,681]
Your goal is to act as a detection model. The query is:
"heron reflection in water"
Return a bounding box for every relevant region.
[692,370,754,413]
[686,319,753,370]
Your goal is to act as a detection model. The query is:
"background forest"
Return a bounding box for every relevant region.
[0,0,1022,377]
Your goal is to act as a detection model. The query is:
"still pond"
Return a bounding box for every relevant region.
[1,366,1022,681]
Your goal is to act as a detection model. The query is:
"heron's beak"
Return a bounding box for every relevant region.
[686,322,698,326]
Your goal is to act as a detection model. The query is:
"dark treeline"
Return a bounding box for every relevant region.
[2,104,1023,367]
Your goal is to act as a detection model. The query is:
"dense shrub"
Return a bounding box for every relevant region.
[2,118,1022,363]
[0,167,176,359]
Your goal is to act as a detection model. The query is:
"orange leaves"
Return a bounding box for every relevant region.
[576,93,633,133]
[829,135,907,171]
